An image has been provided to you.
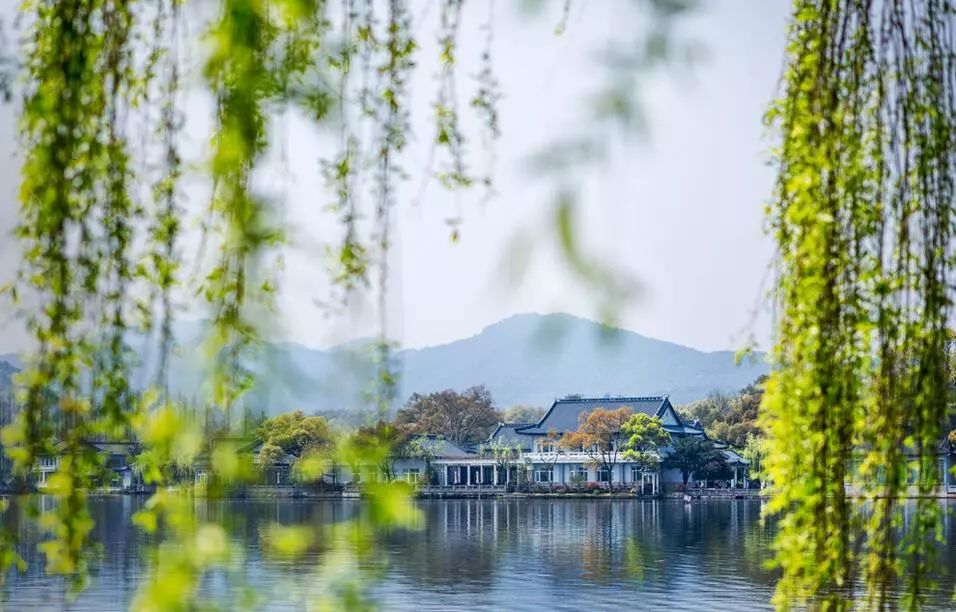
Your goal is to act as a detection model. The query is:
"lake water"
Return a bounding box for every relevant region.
[2,496,955,610]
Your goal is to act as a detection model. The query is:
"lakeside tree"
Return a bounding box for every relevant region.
[256,411,334,466]
[740,433,767,488]
[558,406,633,492]
[395,386,501,446]
[349,420,414,482]
[662,437,725,487]
[678,376,765,448]
[698,451,733,485]
[620,413,670,472]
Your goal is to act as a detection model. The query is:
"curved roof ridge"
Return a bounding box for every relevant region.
[557,395,667,403]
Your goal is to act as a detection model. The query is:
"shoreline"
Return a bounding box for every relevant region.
[4,487,954,500]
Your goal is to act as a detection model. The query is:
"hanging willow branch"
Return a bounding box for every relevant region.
[763,1,956,609]
[3,0,504,601]
[5,0,150,584]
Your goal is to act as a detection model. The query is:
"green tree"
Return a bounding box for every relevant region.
[538,429,564,491]
[256,411,334,465]
[741,433,767,488]
[663,437,725,486]
[698,453,733,484]
[349,420,414,482]
[620,413,670,472]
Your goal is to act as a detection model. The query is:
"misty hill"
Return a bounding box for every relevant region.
[0,360,16,394]
[0,313,769,414]
[394,313,767,408]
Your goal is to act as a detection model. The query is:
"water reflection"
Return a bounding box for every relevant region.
[2,497,955,610]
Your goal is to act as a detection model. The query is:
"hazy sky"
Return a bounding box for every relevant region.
[0,1,789,355]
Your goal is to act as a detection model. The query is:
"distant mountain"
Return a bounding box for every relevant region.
[164,313,767,414]
[0,359,17,394]
[394,313,767,408]
[0,313,770,414]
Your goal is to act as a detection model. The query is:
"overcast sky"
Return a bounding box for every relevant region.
[0,1,789,355]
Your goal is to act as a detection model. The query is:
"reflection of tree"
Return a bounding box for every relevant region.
[5,498,956,608]
[382,501,498,589]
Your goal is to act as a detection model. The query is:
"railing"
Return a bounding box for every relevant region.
[420,484,506,493]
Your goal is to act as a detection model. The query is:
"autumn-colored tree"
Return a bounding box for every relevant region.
[395,386,501,445]
[678,376,765,447]
[558,406,633,492]
[257,411,334,466]
[620,413,670,472]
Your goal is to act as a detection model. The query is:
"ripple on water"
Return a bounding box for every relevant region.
[2,497,955,611]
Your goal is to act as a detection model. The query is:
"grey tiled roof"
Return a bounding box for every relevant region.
[88,441,139,455]
[519,396,672,435]
[721,448,747,465]
[488,423,536,450]
[414,435,475,459]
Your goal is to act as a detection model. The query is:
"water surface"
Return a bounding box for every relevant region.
[3,497,955,610]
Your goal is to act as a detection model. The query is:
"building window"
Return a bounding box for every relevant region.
[631,465,644,482]
[598,467,611,482]
[534,467,553,483]
[569,465,588,483]
[403,468,420,484]
[537,440,554,453]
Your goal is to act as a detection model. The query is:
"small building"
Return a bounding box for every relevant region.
[35,440,142,491]
[193,438,296,486]
[843,436,956,497]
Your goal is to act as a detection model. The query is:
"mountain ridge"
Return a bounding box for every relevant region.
[0,313,768,412]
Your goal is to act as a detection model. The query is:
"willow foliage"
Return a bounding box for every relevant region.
[763,0,956,609]
[1,0,494,606]
[6,0,956,609]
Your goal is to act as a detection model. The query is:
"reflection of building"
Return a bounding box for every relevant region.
[423,396,749,493]
[34,440,141,491]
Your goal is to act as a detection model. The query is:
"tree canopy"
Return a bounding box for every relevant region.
[256,411,334,465]
[395,386,501,446]
[620,413,670,471]
[558,406,633,491]
[678,376,765,447]
[662,437,726,486]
